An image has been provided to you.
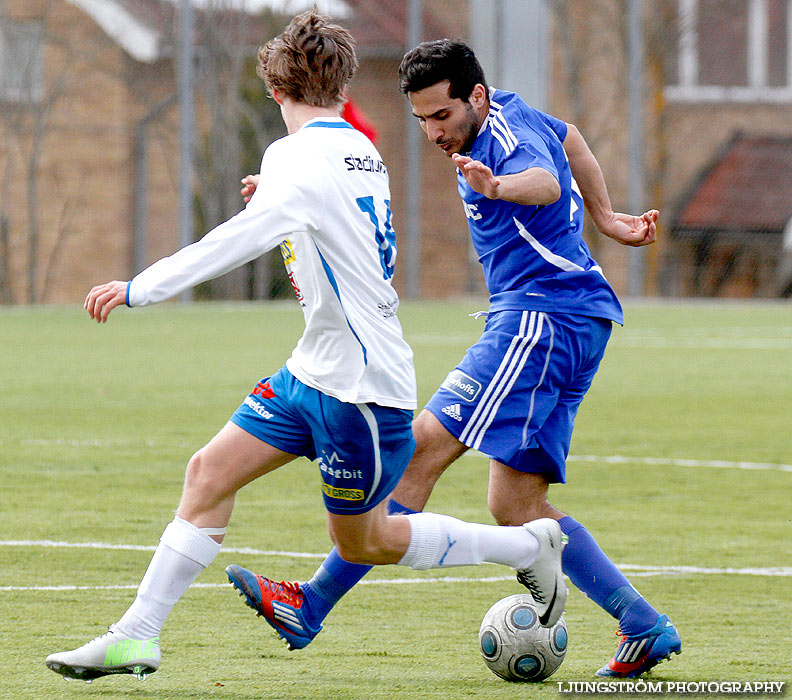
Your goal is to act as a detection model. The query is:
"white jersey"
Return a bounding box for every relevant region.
[128,117,416,409]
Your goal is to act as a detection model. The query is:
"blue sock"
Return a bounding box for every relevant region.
[301,498,418,629]
[386,498,419,516]
[559,516,659,636]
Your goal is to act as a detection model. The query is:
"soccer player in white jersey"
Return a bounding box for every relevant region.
[239,40,681,679]
[44,14,566,683]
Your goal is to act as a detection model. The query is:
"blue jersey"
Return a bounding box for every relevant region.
[460,89,623,324]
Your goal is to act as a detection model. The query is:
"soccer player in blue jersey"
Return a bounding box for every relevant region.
[236,39,680,678]
[44,20,566,683]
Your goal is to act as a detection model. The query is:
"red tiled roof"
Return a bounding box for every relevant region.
[674,134,792,233]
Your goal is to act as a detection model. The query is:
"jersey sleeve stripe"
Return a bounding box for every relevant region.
[488,109,518,155]
[491,110,518,150]
[488,124,513,155]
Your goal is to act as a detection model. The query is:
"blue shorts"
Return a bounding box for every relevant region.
[230,367,415,515]
[425,310,611,483]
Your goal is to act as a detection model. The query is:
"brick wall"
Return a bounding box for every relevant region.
[0,0,180,304]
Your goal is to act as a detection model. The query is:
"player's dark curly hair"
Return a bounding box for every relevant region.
[257,9,358,107]
[399,39,488,100]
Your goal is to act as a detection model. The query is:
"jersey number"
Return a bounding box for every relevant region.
[356,196,396,280]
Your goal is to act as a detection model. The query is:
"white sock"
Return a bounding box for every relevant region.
[115,517,223,639]
[398,512,539,571]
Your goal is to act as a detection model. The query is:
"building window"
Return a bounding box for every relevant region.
[665,0,792,102]
[0,20,44,103]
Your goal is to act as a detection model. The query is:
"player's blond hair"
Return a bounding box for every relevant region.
[257,9,358,108]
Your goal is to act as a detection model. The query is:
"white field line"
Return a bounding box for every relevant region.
[613,338,792,350]
[2,568,791,592]
[0,540,322,558]
[10,438,792,473]
[2,567,790,592]
[408,333,480,346]
[1,540,790,592]
[406,332,792,351]
[623,327,792,336]
[565,454,792,473]
[460,452,792,473]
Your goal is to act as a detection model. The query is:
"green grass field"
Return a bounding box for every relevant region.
[2,300,791,699]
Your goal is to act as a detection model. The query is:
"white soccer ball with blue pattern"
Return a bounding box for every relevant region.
[479,594,568,682]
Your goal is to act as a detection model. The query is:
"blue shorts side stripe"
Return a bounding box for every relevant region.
[461,311,546,450]
[460,310,533,446]
[472,312,545,449]
[356,403,382,506]
[425,310,611,483]
[523,315,555,445]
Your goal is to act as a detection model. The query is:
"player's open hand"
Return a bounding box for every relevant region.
[85,280,127,323]
[598,209,658,247]
[452,154,501,199]
[240,174,260,204]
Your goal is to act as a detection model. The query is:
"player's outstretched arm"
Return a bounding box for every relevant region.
[562,123,657,247]
[452,153,560,206]
[85,280,127,323]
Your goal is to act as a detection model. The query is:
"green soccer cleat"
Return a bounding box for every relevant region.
[45,625,160,683]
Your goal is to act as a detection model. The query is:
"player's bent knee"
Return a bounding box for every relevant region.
[405,411,465,482]
[183,450,228,501]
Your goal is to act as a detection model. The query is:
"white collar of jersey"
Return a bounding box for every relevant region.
[476,86,501,138]
[477,114,490,138]
[301,116,354,130]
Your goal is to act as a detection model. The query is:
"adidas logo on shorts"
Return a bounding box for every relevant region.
[441,403,463,422]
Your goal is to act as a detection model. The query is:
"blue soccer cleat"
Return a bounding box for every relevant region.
[595,614,681,678]
[225,565,321,650]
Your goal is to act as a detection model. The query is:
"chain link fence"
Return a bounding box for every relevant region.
[0,0,789,303]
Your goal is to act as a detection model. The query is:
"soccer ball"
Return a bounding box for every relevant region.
[478,594,568,682]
